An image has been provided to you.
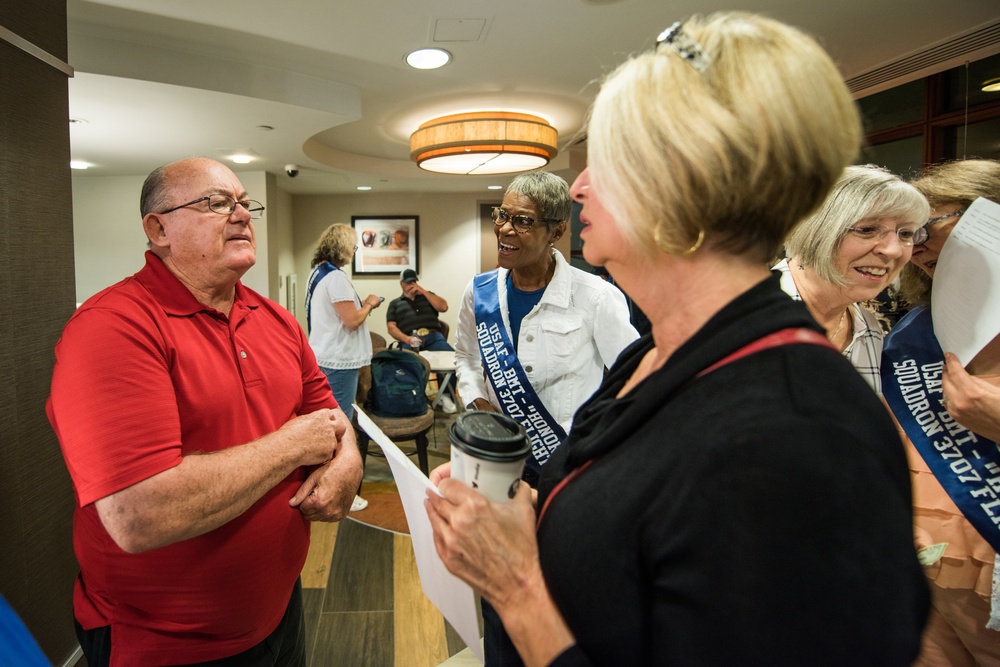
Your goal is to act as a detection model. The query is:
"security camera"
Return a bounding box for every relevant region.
[285,164,300,178]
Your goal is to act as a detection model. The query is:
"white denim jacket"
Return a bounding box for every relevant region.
[455,250,639,433]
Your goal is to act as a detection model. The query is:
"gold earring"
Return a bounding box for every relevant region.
[680,228,705,255]
[654,226,705,256]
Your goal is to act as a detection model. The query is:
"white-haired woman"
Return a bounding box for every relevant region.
[774,164,929,394]
[426,13,928,666]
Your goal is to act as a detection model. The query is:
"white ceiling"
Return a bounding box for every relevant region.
[65,0,1000,195]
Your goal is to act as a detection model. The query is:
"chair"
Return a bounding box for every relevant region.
[355,332,436,474]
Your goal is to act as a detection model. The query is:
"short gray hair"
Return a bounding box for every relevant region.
[140,164,173,217]
[784,165,929,284]
[506,171,571,229]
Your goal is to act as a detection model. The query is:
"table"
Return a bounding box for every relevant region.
[419,350,456,410]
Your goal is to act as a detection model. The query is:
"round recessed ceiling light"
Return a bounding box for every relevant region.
[488,185,503,190]
[982,78,1000,93]
[357,186,372,191]
[70,160,90,170]
[230,154,255,164]
[406,48,451,70]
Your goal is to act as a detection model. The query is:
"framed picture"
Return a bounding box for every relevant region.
[351,216,419,275]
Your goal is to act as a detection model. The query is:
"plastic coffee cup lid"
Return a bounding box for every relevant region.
[448,411,530,462]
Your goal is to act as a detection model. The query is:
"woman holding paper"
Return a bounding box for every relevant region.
[883,158,1000,666]
[429,13,928,666]
[774,164,928,394]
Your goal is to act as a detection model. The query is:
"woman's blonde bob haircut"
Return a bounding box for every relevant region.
[311,223,358,268]
[898,159,1000,306]
[784,165,929,284]
[586,12,862,264]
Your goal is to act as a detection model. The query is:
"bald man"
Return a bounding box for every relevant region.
[47,158,362,666]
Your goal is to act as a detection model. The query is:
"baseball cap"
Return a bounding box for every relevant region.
[400,269,418,283]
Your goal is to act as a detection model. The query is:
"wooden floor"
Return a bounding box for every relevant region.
[300,407,480,667]
[71,400,470,667]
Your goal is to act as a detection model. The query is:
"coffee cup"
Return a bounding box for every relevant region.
[448,411,530,503]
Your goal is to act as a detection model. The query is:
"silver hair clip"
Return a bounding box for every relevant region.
[656,22,711,74]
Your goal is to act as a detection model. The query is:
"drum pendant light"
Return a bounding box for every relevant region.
[410,111,558,175]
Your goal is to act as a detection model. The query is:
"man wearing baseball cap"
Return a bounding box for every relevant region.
[386,269,457,413]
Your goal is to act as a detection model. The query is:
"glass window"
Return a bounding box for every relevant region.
[943,116,1000,161]
[857,80,924,133]
[857,135,924,178]
[944,53,1000,112]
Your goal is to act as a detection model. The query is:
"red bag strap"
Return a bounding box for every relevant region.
[695,327,834,379]
[536,328,833,528]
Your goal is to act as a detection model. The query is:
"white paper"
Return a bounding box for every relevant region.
[354,405,484,663]
[931,197,1000,366]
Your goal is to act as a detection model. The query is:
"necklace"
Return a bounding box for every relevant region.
[830,311,846,345]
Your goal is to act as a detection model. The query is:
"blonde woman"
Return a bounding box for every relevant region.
[306,223,382,511]
[427,13,928,666]
[883,159,1000,666]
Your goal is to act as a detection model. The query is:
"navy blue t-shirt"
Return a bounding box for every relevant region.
[506,272,545,351]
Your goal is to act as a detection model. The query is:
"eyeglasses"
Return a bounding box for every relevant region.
[158,194,265,220]
[914,209,965,247]
[846,223,923,246]
[655,21,711,74]
[491,207,561,234]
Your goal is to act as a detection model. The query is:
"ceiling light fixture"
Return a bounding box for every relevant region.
[982,77,1000,93]
[410,112,558,175]
[357,186,372,191]
[230,154,255,164]
[406,48,451,70]
[70,160,90,170]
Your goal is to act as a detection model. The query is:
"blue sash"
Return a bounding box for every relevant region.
[304,261,337,333]
[473,271,567,473]
[882,307,1000,553]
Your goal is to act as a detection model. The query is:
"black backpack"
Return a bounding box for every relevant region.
[367,350,428,417]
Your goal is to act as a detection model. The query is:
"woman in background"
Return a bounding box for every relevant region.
[454,170,637,666]
[883,159,1000,666]
[429,13,928,666]
[454,170,638,486]
[774,164,928,394]
[306,223,382,512]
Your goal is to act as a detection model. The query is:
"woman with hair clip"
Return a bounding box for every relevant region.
[882,159,1000,667]
[427,13,928,666]
[774,164,928,394]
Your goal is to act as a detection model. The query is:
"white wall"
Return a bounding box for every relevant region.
[72,170,272,304]
[71,174,148,304]
[71,175,569,348]
[293,191,492,342]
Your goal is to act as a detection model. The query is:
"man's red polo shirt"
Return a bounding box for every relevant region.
[47,252,337,666]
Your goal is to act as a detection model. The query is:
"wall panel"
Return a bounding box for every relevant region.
[0,4,80,663]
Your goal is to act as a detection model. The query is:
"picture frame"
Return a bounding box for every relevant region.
[351,216,419,275]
